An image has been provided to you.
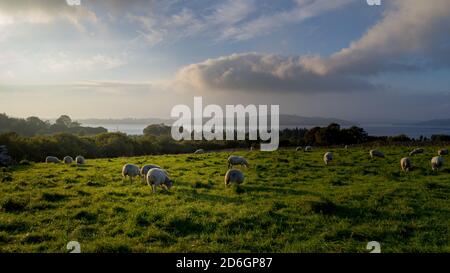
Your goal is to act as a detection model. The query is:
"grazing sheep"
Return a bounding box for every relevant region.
[45,156,60,164]
[438,149,448,156]
[296,146,302,151]
[370,150,385,159]
[323,152,333,165]
[304,146,312,152]
[409,148,424,156]
[194,149,205,154]
[431,156,444,171]
[140,164,162,182]
[146,168,173,193]
[344,145,349,150]
[122,164,140,182]
[224,169,245,186]
[400,157,412,172]
[63,156,74,164]
[227,155,249,169]
[75,155,85,164]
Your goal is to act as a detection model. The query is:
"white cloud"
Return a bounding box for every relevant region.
[175,52,375,93]
[0,0,98,32]
[39,53,125,73]
[176,0,450,94]
[218,0,355,41]
[127,0,349,46]
[302,0,450,75]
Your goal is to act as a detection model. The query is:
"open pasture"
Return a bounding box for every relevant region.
[0,146,449,252]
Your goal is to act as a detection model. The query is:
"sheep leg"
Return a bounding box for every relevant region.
[152,185,156,193]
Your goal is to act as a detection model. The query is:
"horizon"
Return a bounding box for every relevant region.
[4,112,448,125]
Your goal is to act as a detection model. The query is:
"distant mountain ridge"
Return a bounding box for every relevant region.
[412,119,450,126]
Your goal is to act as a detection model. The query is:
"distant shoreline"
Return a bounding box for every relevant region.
[82,122,450,138]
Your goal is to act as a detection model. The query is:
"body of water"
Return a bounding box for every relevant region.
[84,123,450,138]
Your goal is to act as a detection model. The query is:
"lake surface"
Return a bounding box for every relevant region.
[83,123,450,138]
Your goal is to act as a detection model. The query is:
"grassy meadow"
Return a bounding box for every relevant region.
[0,146,449,253]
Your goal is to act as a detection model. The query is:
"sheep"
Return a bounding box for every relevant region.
[344,145,349,150]
[227,155,249,169]
[122,163,140,182]
[296,146,302,152]
[400,157,412,172]
[63,156,74,164]
[140,164,162,182]
[323,152,333,165]
[409,148,424,156]
[370,150,385,159]
[304,146,312,152]
[146,168,173,193]
[45,156,60,163]
[224,169,245,186]
[438,149,449,156]
[431,156,444,171]
[75,155,85,164]
[194,149,205,154]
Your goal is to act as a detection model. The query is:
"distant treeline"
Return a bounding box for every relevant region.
[1,122,449,163]
[0,113,107,136]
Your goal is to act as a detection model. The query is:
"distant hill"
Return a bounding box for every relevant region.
[413,119,450,126]
[76,118,173,125]
[277,115,357,126]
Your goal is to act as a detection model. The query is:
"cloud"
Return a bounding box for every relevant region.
[175,52,376,93]
[302,0,450,75]
[176,0,450,93]
[127,0,349,46]
[38,53,125,73]
[0,0,98,32]
[218,0,355,41]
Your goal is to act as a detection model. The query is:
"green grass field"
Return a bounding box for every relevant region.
[0,147,449,253]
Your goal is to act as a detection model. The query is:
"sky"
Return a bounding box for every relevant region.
[0,0,449,122]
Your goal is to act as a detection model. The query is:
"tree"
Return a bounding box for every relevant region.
[55,115,73,128]
[143,124,171,136]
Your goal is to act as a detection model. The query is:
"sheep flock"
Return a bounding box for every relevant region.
[42,146,447,194]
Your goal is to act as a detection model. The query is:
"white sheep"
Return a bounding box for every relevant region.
[227,155,249,169]
[344,145,349,150]
[224,169,245,186]
[409,148,424,156]
[304,146,312,152]
[75,155,85,164]
[431,156,444,171]
[146,168,173,193]
[438,149,448,156]
[45,156,60,163]
[400,157,412,172]
[296,146,302,151]
[140,164,162,182]
[370,150,385,159]
[194,149,205,154]
[323,152,333,165]
[63,156,74,164]
[122,163,140,182]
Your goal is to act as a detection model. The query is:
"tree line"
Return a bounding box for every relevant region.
[0,113,107,137]
[1,122,449,163]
